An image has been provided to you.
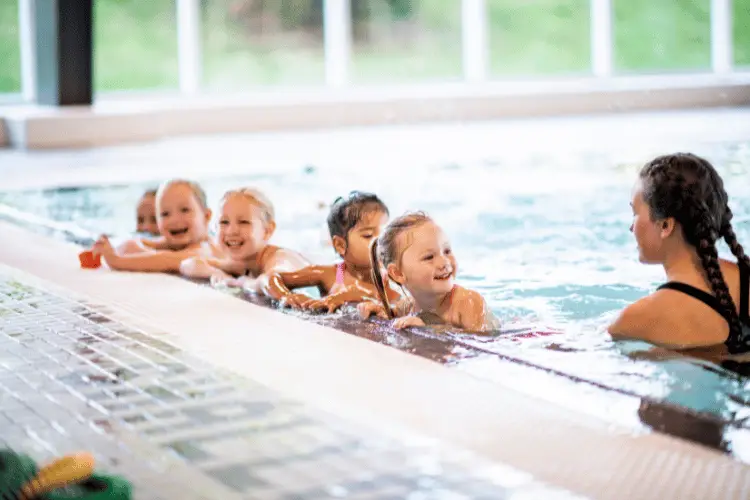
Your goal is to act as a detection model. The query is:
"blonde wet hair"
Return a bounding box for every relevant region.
[369,211,433,318]
[156,179,209,211]
[220,187,275,225]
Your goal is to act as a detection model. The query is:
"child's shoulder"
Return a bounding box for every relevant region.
[261,245,310,268]
[453,285,489,312]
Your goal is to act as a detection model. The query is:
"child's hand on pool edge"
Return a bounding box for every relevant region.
[392,315,426,330]
[279,293,315,309]
[357,301,388,320]
[91,235,116,262]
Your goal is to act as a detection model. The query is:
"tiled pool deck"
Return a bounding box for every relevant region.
[0,268,580,499]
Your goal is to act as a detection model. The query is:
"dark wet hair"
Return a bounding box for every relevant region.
[639,153,750,353]
[327,191,389,245]
[369,211,433,319]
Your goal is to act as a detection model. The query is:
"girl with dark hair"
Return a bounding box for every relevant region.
[609,153,750,353]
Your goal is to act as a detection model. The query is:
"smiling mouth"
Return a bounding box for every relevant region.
[224,240,245,248]
[434,271,452,280]
[169,228,189,236]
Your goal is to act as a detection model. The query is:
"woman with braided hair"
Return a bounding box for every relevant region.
[609,153,750,354]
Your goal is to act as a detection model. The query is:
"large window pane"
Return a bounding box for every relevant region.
[488,0,590,76]
[0,0,21,93]
[735,0,750,66]
[350,0,462,83]
[94,0,179,91]
[202,0,325,89]
[613,0,711,73]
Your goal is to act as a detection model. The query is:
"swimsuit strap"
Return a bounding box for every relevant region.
[336,262,346,285]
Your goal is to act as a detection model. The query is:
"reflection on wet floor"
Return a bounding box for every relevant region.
[0,273,583,499]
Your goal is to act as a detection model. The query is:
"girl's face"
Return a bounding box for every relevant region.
[388,221,457,296]
[630,181,672,264]
[217,194,274,261]
[136,194,158,236]
[156,184,211,249]
[334,210,389,269]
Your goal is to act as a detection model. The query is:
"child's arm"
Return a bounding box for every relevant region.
[114,236,169,255]
[457,288,496,333]
[179,256,232,281]
[305,284,373,313]
[263,265,332,307]
[357,296,413,319]
[93,236,199,273]
[250,248,311,295]
[140,237,170,250]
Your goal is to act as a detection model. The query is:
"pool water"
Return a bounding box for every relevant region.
[3,135,750,448]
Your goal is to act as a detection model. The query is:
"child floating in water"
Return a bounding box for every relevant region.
[180,187,308,290]
[90,179,215,272]
[264,191,402,312]
[136,188,159,237]
[358,211,499,332]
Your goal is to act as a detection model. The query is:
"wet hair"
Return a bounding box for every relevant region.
[141,188,157,199]
[156,179,209,212]
[369,211,433,319]
[639,153,750,353]
[327,191,389,244]
[221,187,275,225]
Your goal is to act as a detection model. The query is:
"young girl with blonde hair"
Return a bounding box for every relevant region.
[180,187,308,291]
[90,179,215,272]
[358,211,499,332]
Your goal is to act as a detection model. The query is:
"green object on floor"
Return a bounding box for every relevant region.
[0,449,39,497]
[0,449,132,500]
[45,473,132,500]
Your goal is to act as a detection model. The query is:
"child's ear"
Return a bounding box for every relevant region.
[203,209,213,224]
[332,235,347,257]
[263,220,277,241]
[386,263,405,285]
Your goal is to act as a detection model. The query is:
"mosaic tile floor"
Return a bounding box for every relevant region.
[0,271,584,499]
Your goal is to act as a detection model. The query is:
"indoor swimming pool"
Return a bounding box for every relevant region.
[2,119,750,461]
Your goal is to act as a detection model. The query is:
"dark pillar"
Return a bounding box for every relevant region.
[35,0,93,106]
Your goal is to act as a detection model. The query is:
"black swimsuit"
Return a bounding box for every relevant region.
[657,263,750,353]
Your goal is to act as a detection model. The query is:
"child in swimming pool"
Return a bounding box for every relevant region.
[264,191,402,312]
[91,179,215,272]
[136,188,159,237]
[179,187,309,291]
[358,211,499,332]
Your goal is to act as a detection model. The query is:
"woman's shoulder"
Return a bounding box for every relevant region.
[609,294,663,338]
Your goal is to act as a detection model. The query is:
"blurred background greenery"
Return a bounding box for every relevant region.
[0,0,748,93]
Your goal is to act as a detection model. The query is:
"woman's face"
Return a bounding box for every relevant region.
[630,181,668,264]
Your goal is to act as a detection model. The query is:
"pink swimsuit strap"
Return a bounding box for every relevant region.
[335,262,346,285]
